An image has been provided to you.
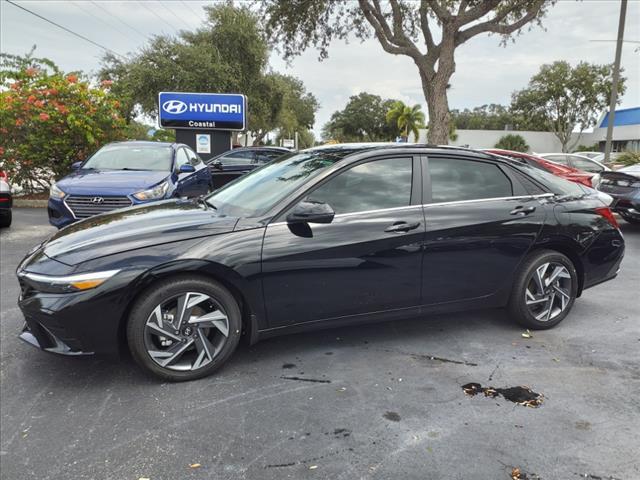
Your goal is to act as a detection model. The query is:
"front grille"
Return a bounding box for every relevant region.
[65,195,132,219]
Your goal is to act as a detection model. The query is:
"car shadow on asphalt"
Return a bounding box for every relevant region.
[13,307,516,385]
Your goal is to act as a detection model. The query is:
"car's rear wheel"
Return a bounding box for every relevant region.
[508,250,578,329]
[127,276,241,381]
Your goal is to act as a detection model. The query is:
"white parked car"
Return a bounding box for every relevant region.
[537,153,610,174]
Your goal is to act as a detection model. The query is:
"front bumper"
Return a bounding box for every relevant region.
[17,271,135,357]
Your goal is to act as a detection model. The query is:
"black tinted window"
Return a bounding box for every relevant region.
[429,158,512,203]
[219,150,254,165]
[308,158,412,214]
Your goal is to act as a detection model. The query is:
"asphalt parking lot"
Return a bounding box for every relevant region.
[1,208,639,480]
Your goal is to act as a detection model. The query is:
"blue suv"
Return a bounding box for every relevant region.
[48,141,211,228]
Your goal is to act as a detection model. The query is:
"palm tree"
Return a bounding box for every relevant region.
[386,101,426,142]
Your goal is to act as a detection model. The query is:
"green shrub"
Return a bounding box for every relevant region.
[494,134,529,152]
[616,151,640,166]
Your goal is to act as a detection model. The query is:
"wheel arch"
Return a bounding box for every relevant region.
[116,259,261,355]
[529,240,585,297]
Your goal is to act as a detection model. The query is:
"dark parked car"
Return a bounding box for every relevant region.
[17,144,624,381]
[593,163,640,224]
[48,141,211,228]
[206,146,291,188]
[0,170,12,228]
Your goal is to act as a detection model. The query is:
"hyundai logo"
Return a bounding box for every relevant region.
[91,197,104,204]
[162,100,188,114]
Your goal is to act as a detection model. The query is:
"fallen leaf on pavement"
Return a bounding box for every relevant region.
[309,465,318,470]
[521,330,532,339]
[189,463,201,468]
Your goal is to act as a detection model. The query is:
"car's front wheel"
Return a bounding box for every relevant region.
[508,250,578,329]
[127,276,242,381]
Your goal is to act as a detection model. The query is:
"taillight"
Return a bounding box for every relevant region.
[595,207,619,229]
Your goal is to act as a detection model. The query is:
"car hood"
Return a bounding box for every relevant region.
[57,169,170,194]
[43,199,239,265]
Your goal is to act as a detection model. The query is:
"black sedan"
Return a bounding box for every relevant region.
[16,144,625,381]
[206,146,291,188]
[593,164,640,224]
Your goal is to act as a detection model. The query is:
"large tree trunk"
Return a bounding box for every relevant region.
[417,41,455,145]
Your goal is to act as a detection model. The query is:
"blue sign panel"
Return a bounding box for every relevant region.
[158,92,246,131]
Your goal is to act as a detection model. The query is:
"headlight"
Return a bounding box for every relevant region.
[19,269,120,293]
[132,181,169,201]
[50,183,66,199]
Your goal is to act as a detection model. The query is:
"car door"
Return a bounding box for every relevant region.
[185,147,211,194]
[421,155,546,306]
[174,147,198,197]
[261,155,425,328]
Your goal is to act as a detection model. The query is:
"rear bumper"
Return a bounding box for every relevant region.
[582,228,625,290]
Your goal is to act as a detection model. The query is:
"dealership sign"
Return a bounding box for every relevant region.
[158,92,246,130]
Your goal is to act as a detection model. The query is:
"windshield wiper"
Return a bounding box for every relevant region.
[121,168,151,171]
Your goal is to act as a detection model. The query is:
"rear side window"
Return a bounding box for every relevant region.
[428,158,512,203]
[512,163,585,196]
[308,157,413,214]
[571,156,603,173]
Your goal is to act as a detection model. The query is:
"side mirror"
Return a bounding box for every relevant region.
[210,160,223,171]
[286,200,335,224]
[71,161,83,170]
[179,164,196,174]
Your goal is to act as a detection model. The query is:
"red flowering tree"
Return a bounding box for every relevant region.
[0,51,128,193]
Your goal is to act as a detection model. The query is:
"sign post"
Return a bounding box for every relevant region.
[158,92,247,160]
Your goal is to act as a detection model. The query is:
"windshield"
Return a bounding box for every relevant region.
[206,149,358,217]
[82,144,173,171]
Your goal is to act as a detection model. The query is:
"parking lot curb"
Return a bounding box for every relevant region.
[13,199,48,208]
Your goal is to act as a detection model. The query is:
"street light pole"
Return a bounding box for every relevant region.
[604,0,627,163]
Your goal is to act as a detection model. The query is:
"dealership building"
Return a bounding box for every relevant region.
[416,106,640,153]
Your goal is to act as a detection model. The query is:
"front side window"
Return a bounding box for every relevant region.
[219,150,254,166]
[307,158,412,215]
[175,148,190,168]
[185,148,202,166]
[429,157,512,204]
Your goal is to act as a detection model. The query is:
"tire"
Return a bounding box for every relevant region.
[127,276,242,381]
[507,250,578,330]
[0,210,11,228]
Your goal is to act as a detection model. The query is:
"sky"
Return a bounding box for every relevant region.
[2,0,639,138]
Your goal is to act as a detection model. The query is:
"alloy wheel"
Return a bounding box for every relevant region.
[143,292,229,371]
[524,262,573,322]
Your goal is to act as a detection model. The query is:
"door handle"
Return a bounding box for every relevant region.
[384,221,421,233]
[509,205,536,215]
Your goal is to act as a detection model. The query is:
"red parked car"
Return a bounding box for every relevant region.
[485,149,594,188]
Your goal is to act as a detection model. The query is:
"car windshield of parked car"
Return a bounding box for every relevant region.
[206,149,357,217]
[82,145,173,171]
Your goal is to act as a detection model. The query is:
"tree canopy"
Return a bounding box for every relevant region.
[100,3,318,143]
[261,0,555,144]
[451,103,546,131]
[511,61,626,152]
[386,101,426,141]
[322,92,400,142]
[0,51,128,192]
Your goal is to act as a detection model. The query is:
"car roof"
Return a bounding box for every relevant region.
[306,142,493,158]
